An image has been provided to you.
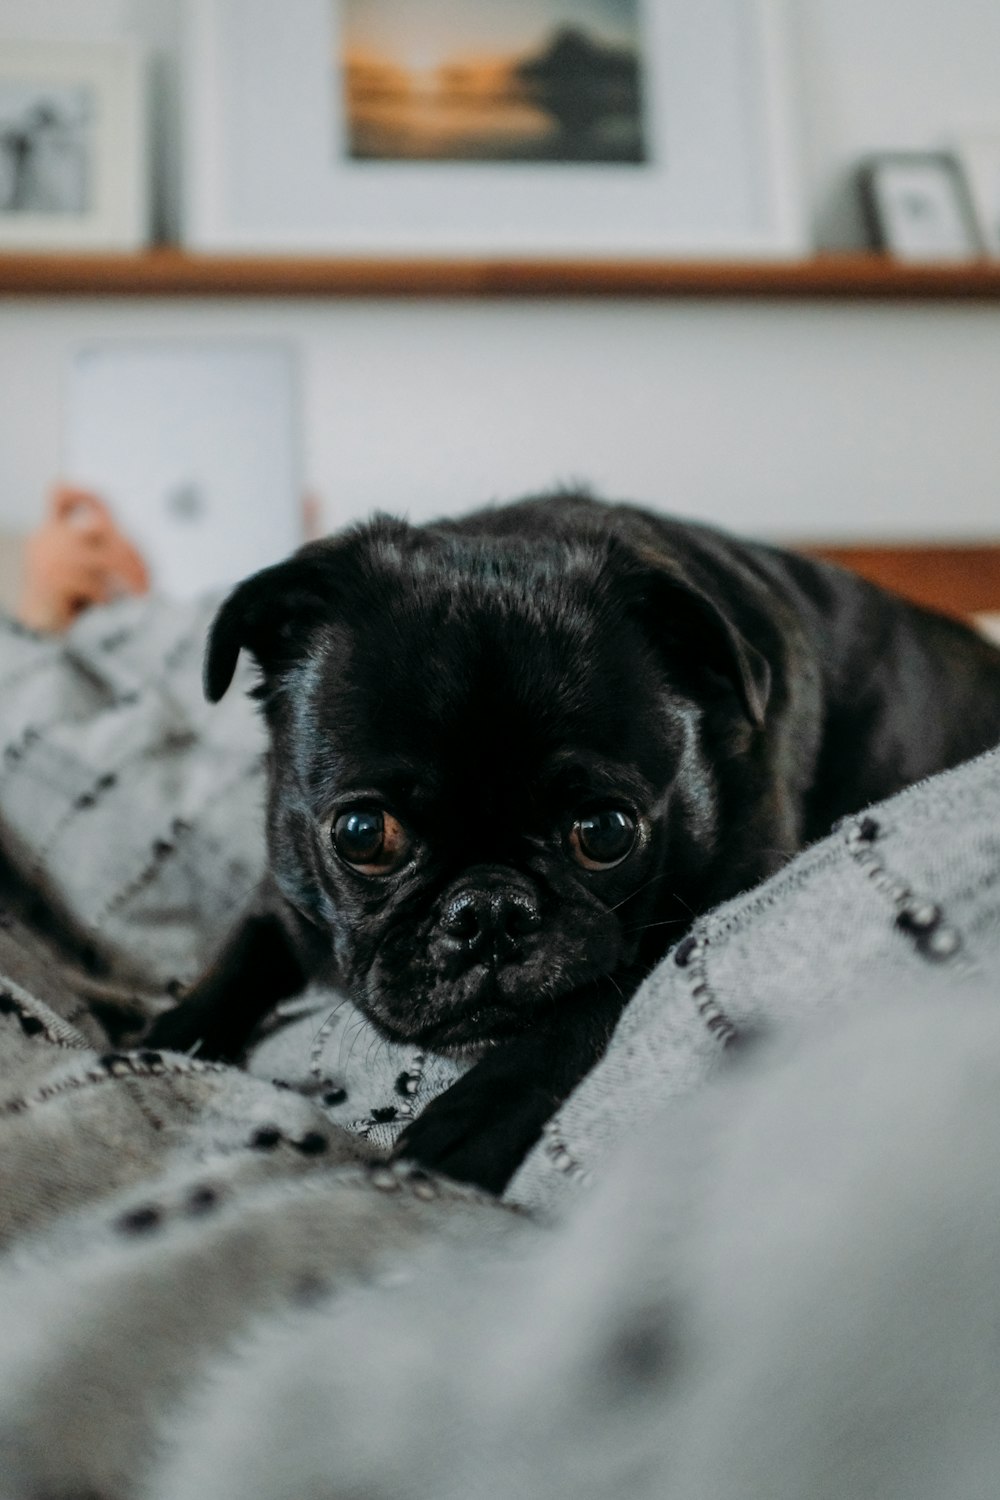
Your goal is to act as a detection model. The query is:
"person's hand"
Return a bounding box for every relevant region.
[16,487,150,633]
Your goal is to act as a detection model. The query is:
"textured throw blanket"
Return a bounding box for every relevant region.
[1,597,1000,1500]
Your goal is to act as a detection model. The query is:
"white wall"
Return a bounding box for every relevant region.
[1,0,999,541]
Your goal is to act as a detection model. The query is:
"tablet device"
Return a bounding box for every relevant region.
[65,341,302,600]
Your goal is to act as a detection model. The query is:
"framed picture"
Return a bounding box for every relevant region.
[951,133,1000,258]
[183,0,804,258]
[858,153,983,263]
[0,39,148,251]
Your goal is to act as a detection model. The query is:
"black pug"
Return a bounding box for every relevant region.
[146,493,1000,1191]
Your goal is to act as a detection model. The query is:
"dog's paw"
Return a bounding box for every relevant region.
[393,1068,555,1196]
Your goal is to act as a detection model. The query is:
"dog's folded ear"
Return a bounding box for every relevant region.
[204,552,335,703]
[205,516,414,703]
[627,547,772,729]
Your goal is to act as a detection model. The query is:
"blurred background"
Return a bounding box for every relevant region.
[0,0,998,612]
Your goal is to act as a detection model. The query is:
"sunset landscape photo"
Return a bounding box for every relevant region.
[337,0,648,163]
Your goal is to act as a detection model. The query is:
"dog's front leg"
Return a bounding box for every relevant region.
[143,906,308,1062]
[392,985,625,1195]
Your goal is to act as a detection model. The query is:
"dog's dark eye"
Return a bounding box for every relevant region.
[569,809,638,871]
[332,808,410,875]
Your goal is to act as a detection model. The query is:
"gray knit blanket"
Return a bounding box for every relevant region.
[2,595,1000,1500]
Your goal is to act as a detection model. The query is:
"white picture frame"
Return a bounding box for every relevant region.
[182,0,804,259]
[0,39,148,251]
[858,153,983,264]
[951,133,1000,259]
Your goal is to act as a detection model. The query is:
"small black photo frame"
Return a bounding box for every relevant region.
[859,152,983,262]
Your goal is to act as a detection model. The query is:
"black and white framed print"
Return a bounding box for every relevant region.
[0,40,147,250]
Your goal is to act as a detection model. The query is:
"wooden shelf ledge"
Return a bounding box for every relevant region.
[803,543,1000,620]
[2,248,1000,299]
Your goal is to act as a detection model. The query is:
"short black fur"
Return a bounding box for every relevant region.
[145,495,1000,1192]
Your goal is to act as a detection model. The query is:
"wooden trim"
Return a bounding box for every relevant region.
[801,543,1000,620]
[2,249,1000,299]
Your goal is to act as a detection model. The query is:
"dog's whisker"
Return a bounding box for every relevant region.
[607,873,674,914]
[623,918,688,934]
[307,994,352,1048]
[338,1012,372,1074]
[305,994,354,1077]
[364,1027,387,1076]
[670,890,696,918]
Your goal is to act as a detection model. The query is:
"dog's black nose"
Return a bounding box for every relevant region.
[440,871,541,961]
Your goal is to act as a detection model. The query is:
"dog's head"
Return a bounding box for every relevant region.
[205,516,770,1052]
